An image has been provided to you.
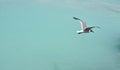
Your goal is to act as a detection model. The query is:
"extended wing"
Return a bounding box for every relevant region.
[86,26,100,29]
[84,26,100,31]
[73,17,87,30]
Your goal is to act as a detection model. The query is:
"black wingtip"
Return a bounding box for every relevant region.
[73,17,77,19]
[73,17,80,20]
[95,26,101,29]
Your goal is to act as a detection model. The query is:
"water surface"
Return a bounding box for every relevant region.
[0,0,120,70]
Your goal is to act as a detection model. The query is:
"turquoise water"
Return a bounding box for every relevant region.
[0,0,120,70]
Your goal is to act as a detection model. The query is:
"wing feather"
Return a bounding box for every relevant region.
[73,17,87,30]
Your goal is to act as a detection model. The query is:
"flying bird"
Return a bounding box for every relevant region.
[73,17,100,34]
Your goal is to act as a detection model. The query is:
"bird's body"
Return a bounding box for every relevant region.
[73,17,100,34]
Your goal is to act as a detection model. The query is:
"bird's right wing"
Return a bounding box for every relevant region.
[87,26,101,29]
[73,17,87,30]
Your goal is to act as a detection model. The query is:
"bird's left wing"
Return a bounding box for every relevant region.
[73,17,87,30]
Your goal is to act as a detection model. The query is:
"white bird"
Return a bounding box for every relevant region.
[73,17,100,34]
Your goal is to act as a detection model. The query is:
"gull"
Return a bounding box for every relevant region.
[73,17,100,34]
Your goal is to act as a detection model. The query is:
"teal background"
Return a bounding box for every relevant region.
[0,0,120,70]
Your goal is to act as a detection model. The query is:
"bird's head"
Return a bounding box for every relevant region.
[90,30,94,33]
